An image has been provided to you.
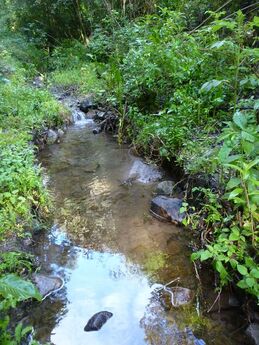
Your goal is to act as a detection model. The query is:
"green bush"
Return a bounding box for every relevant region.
[0,131,49,238]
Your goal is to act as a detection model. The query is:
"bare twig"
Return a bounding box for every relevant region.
[156,277,180,291]
[207,289,222,313]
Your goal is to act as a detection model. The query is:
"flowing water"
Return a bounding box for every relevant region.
[27,99,251,345]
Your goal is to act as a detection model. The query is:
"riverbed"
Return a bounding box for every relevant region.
[26,98,251,345]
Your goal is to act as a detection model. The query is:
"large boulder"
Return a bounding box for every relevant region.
[32,273,63,299]
[150,196,185,223]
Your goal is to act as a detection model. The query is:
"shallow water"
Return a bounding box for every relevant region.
[28,105,251,345]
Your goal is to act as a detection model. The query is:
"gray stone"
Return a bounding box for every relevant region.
[246,323,259,345]
[94,111,106,120]
[57,128,65,138]
[32,76,44,88]
[32,273,63,299]
[155,181,175,196]
[127,159,162,184]
[93,127,102,134]
[47,129,58,144]
[164,287,194,308]
[150,196,185,223]
[84,311,113,332]
[79,98,94,112]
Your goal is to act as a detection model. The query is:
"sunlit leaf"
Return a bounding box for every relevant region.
[0,274,42,302]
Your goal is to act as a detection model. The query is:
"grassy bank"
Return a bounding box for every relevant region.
[0,21,69,344]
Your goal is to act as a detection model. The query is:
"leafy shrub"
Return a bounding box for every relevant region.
[0,273,42,345]
[0,131,49,239]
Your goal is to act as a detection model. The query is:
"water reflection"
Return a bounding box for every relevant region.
[51,250,150,345]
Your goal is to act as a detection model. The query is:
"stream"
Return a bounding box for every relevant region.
[26,95,251,345]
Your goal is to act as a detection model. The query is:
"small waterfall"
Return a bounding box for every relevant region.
[72,109,94,126]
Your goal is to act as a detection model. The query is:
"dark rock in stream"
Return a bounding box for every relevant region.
[94,110,106,121]
[79,98,94,112]
[32,274,63,299]
[93,127,102,134]
[150,196,185,223]
[84,311,113,332]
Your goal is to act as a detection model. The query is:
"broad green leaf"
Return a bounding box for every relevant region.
[210,40,233,49]
[251,268,259,279]
[224,154,242,163]
[226,178,241,190]
[229,232,239,241]
[228,188,243,199]
[0,274,42,302]
[218,145,232,163]
[211,21,236,32]
[200,79,224,93]
[233,111,247,129]
[191,252,200,261]
[237,279,247,289]
[237,264,248,276]
[215,261,228,280]
[251,16,259,28]
[246,277,256,288]
[241,131,255,142]
[242,141,254,155]
[200,250,213,261]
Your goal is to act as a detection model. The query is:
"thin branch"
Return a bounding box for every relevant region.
[188,0,233,34]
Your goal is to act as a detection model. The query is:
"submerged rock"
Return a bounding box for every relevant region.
[47,129,58,144]
[84,311,113,332]
[127,159,162,184]
[150,196,185,223]
[57,128,65,138]
[93,127,102,134]
[155,181,175,196]
[185,328,206,345]
[163,287,194,308]
[32,274,63,299]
